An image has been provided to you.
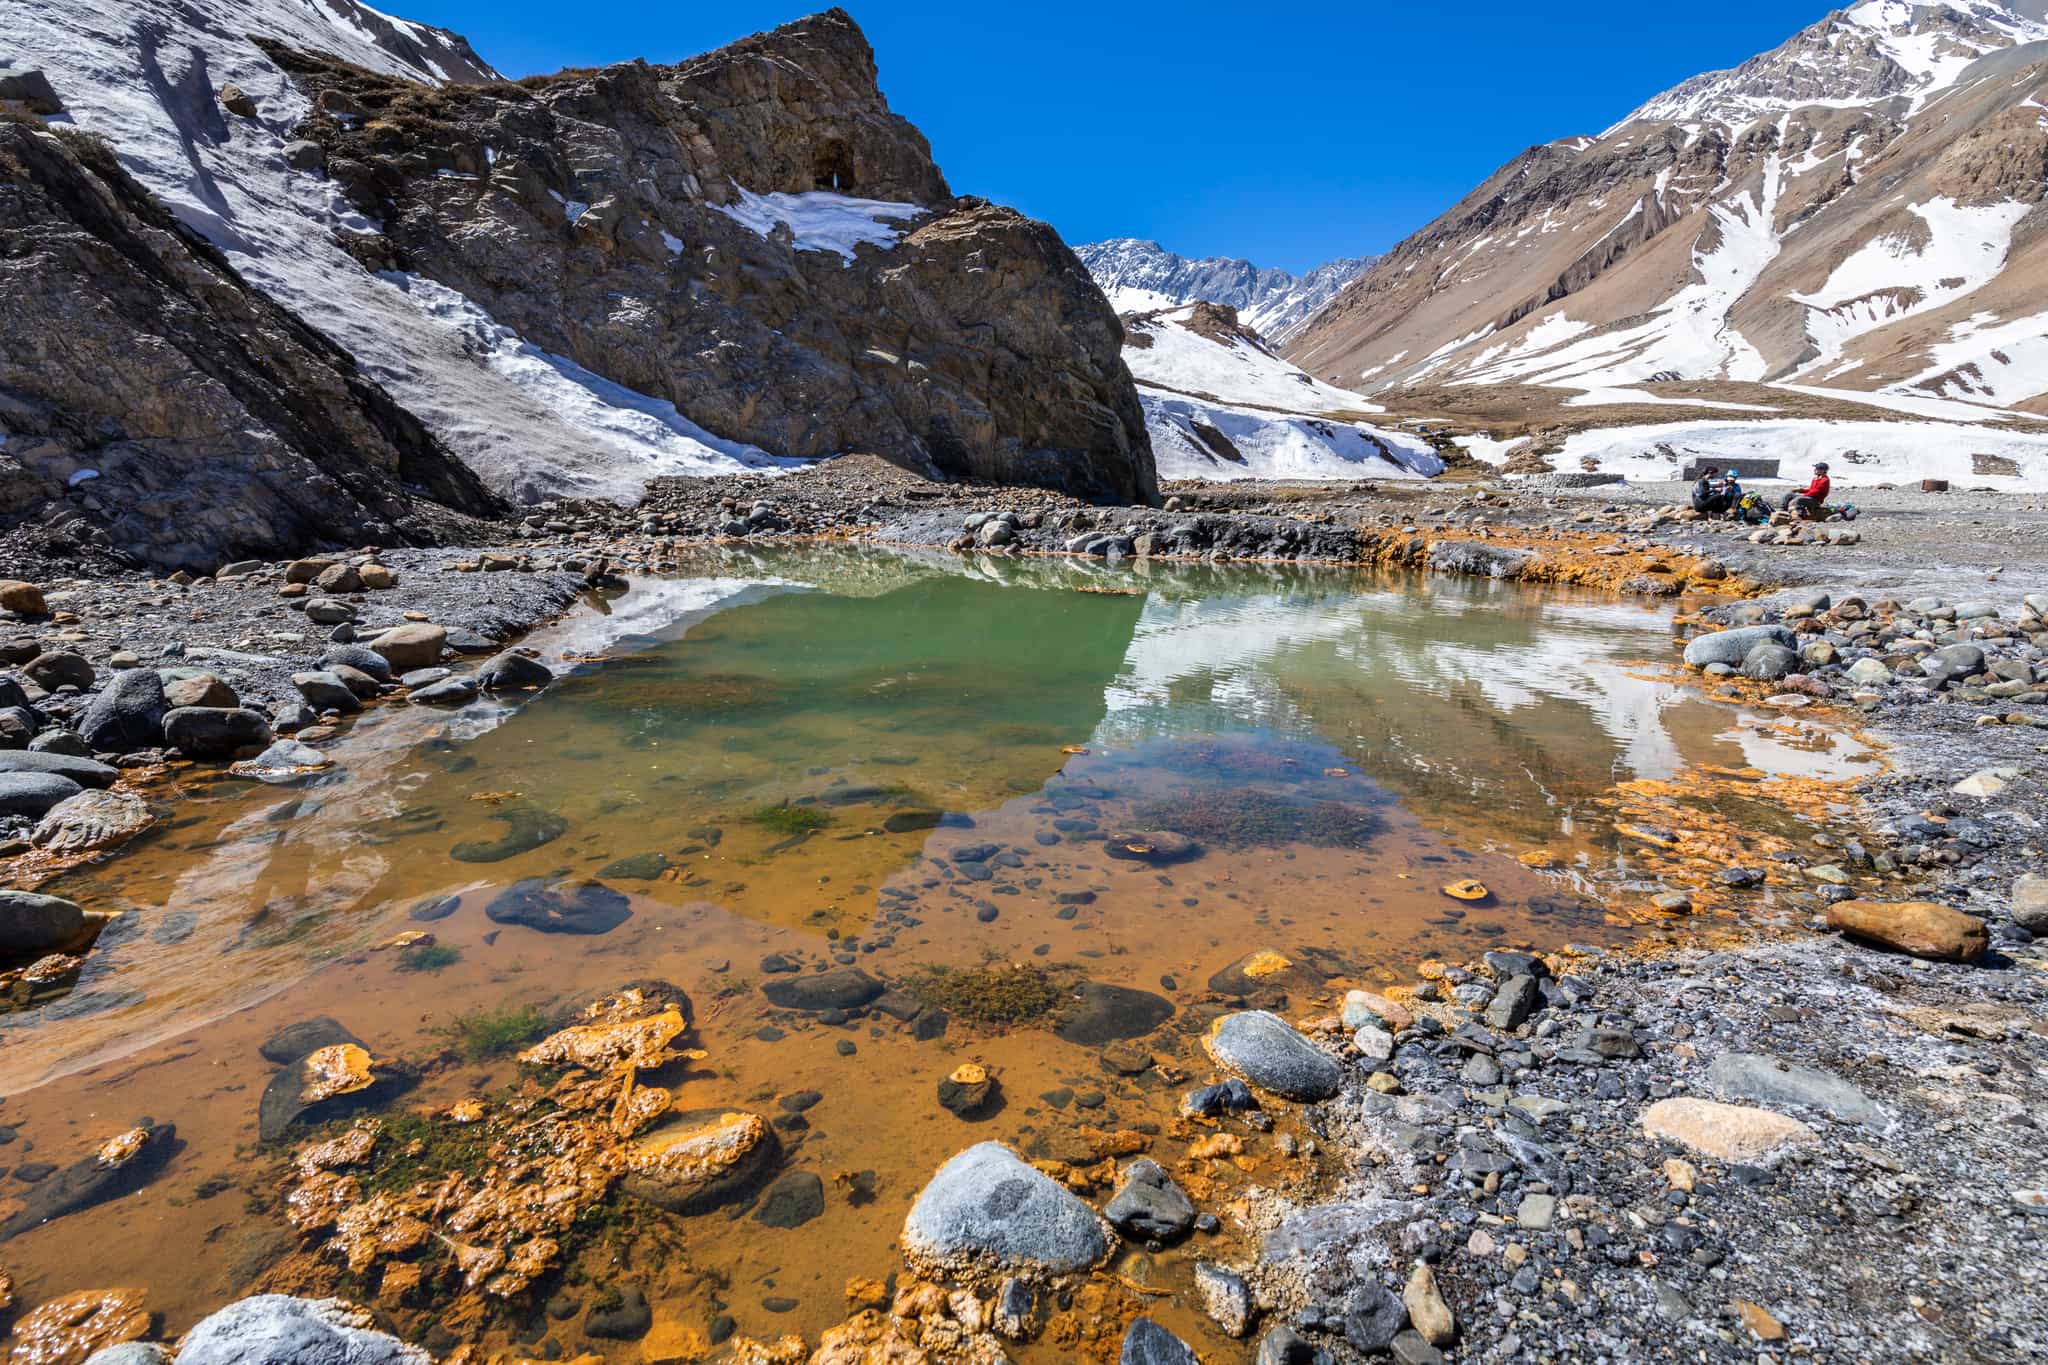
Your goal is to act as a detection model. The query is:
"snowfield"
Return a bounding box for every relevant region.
[1125,308,1382,414]
[1554,418,2048,490]
[1123,308,1441,481]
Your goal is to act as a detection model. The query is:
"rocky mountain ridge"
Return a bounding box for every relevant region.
[2,1,1156,568]
[1288,0,2048,424]
[1076,237,1372,343]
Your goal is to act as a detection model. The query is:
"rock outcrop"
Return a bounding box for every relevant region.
[262,9,1156,505]
[0,119,499,570]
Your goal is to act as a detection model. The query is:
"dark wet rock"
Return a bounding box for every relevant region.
[162,707,273,760]
[1104,1157,1194,1243]
[0,890,88,959]
[409,675,479,705]
[1205,1010,1342,1100]
[0,1123,178,1241]
[1343,1283,1408,1352]
[883,808,944,833]
[1206,948,1334,1000]
[258,1050,408,1141]
[585,1287,651,1340]
[1120,1318,1199,1365]
[0,750,117,788]
[409,895,460,922]
[762,966,883,1012]
[0,770,81,818]
[1181,1078,1259,1118]
[598,852,669,880]
[484,879,631,935]
[1055,982,1174,1046]
[77,668,166,751]
[902,1141,1109,1274]
[1709,1052,1888,1127]
[478,651,553,691]
[290,671,360,714]
[176,1295,428,1365]
[937,1064,1000,1118]
[753,1170,825,1228]
[450,805,568,862]
[1103,829,1202,865]
[258,1017,362,1065]
[1484,974,1542,1030]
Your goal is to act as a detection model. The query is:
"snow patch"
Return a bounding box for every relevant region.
[1144,394,1443,483]
[1558,417,2048,489]
[710,186,922,263]
[1125,311,1381,414]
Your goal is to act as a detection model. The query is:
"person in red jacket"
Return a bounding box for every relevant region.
[1784,461,1831,518]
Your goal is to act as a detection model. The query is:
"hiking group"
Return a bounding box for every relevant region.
[1690,461,1850,524]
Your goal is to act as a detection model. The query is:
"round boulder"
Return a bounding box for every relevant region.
[0,889,88,959]
[0,770,82,818]
[902,1142,1110,1275]
[176,1295,427,1365]
[163,707,274,760]
[369,625,446,674]
[78,669,167,751]
[1204,1010,1342,1101]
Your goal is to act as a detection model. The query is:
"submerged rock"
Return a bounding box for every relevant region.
[1103,829,1202,865]
[257,1044,405,1141]
[1054,982,1174,1046]
[450,806,569,862]
[0,890,89,960]
[0,1124,178,1241]
[620,1109,779,1213]
[761,966,883,1012]
[937,1063,1000,1118]
[902,1142,1109,1275]
[175,1295,430,1365]
[753,1170,825,1228]
[483,879,631,934]
[1204,1010,1342,1101]
[258,1017,361,1066]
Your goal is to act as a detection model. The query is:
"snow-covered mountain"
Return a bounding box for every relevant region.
[1076,238,1372,343]
[1124,303,1441,482]
[1288,0,2048,441]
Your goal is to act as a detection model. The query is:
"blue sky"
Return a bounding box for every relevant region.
[400,1,1821,272]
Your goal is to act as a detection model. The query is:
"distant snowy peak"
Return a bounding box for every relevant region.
[1075,238,1373,343]
[1617,0,2048,130]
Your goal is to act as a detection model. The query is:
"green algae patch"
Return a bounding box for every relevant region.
[1129,789,1388,849]
[911,963,1075,1027]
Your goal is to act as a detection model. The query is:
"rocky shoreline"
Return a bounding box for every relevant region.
[2,465,2045,1363]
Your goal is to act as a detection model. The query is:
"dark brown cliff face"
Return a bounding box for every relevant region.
[0,119,500,571]
[267,9,1157,506]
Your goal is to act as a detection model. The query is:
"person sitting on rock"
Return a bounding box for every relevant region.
[1783,462,1831,519]
[1690,466,1727,516]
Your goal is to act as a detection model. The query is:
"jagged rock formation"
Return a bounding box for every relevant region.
[1076,238,1372,343]
[261,9,1155,504]
[0,118,497,570]
[1289,1,2048,416]
[8,1,1155,537]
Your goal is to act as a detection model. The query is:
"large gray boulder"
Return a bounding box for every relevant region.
[0,750,117,788]
[1205,1010,1343,1100]
[902,1142,1109,1275]
[0,770,80,818]
[1120,1318,1200,1365]
[1104,1157,1195,1242]
[0,67,63,115]
[1683,625,1796,669]
[0,889,87,958]
[78,668,167,751]
[174,1295,430,1365]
